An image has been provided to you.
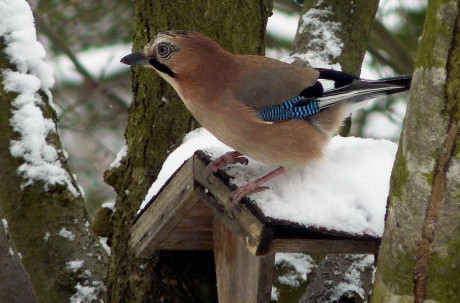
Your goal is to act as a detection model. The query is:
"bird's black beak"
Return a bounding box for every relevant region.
[120,52,150,66]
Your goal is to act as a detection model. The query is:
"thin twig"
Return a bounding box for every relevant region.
[34,14,129,110]
[368,20,414,74]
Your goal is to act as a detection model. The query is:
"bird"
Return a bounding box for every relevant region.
[121,30,411,204]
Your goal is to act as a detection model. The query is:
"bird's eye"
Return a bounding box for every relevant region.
[157,43,172,58]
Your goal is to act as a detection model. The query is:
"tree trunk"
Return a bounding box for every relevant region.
[291,0,379,137]
[372,1,460,302]
[0,212,38,303]
[291,0,379,75]
[105,1,273,302]
[0,2,108,301]
[300,254,374,303]
[285,1,379,302]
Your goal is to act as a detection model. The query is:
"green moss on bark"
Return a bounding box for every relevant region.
[1,38,107,302]
[426,234,460,301]
[377,244,417,295]
[371,278,415,303]
[388,142,409,203]
[92,207,113,237]
[373,1,460,301]
[416,1,459,69]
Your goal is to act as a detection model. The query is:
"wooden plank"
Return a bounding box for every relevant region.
[193,153,275,256]
[160,201,214,250]
[160,232,214,250]
[132,151,381,258]
[172,200,214,233]
[270,238,380,255]
[213,218,275,303]
[130,159,199,258]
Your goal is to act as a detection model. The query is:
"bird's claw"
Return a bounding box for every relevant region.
[205,152,249,183]
[230,184,269,204]
[235,156,249,166]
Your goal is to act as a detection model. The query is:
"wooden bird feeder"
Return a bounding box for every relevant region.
[130,151,381,303]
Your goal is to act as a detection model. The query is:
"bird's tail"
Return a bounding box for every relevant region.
[317,74,412,110]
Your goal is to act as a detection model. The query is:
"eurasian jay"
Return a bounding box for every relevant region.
[121,30,411,203]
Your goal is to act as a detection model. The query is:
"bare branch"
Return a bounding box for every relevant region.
[34,14,129,110]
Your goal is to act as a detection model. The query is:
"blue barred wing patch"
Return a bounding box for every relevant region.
[257,96,320,122]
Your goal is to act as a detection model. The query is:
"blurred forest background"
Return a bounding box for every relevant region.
[28,0,426,217]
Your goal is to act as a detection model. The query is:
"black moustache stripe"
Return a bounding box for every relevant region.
[149,59,176,78]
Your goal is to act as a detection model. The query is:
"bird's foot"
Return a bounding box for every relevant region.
[230,166,286,204]
[230,184,269,204]
[205,151,248,182]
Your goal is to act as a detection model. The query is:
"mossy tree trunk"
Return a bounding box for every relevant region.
[372,1,460,302]
[104,1,273,302]
[0,5,108,302]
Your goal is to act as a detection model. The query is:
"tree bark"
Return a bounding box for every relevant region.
[372,1,460,302]
[300,254,374,303]
[104,1,273,302]
[291,0,379,137]
[0,212,38,303]
[287,1,379,302]
[291,0,378,75]
[0,3,108,301]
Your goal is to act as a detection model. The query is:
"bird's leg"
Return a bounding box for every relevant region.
[230,166,286,204]
[205,151,249,180]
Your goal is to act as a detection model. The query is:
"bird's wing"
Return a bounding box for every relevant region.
[257,74,412,122]
[230,55,320,111]
[228,56,411,123]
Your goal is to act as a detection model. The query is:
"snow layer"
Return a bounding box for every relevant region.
[58,227,76,240]
[275,253,316,287]
[101,201,115,211]
[66,259,85,272]
[70,281,105,303]
[0,0,79,196]
[99,237,111,255]
[271,253,317,301]
[271,286,280,301]
[329,255,375,301]
[110,144,128,169]
[2,218,8,235]
[140,128,396,236]
[140,128,230,212]
[287,3,343,70]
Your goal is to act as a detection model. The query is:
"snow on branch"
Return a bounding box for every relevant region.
[0,0,79,197]
[288,0,343,70]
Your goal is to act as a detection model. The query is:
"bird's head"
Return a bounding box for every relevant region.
[121,30,228,86]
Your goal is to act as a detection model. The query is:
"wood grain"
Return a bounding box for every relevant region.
[193,153,275,255]
[213,218,275,303]
[130,151,381,259]
[130,159,199,258]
